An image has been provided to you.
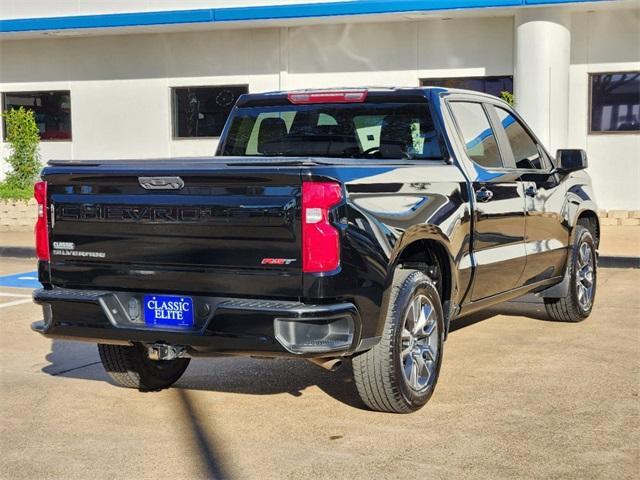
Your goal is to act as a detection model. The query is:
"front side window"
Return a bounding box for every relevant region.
[2,91,71,141]
[494,107,545,170]
[422,76,513,99]
[590,72,640,133]
[449,102,502,169]
[172,85,248,138]
[221,103,445,160]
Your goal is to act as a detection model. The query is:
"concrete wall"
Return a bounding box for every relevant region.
[0,199,36,232]
[0,27,282,162]
[285,17,513,88]
[0,8,638,209]
[0,16,513,165]
[569,9,640,210]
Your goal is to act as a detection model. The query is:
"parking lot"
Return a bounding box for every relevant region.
[0,257,638,480]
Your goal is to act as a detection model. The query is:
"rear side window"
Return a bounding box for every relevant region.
[221,103,445,160]
[494,107,545,170]
[449,102,503,168]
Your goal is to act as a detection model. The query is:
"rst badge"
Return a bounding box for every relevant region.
[261,258,296,265]
[143,295,194,328]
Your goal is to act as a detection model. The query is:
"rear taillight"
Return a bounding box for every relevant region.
[288,90,367,104]
[34,181,50,261]
[302,182,343,273]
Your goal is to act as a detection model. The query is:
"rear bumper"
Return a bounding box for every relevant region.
[32,288,377,357]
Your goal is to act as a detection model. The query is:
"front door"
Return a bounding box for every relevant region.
[489,105,570,284]
[447,100,527,301]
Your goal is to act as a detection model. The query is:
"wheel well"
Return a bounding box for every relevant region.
[396,239,451,307]
[577,210,600,248]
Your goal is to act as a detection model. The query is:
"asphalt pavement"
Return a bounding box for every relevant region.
[0,257,638,479]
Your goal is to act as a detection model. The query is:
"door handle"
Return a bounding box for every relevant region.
[525,185,538,197]
[475,187,493,203]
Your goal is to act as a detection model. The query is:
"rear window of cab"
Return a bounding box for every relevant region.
[221,102,446,160]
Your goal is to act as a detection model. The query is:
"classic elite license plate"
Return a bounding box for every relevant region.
[143,294,194,328]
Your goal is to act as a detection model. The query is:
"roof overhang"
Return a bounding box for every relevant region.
[0,0,620,39]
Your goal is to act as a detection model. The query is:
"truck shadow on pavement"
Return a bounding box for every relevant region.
[37,295,554,479]
[42,338,367,408]
[41,295,552,409]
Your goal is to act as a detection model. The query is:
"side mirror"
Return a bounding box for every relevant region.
[556,149,588,172]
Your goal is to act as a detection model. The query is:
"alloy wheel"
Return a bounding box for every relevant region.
[400,294,439,392]
[576,241,595,311]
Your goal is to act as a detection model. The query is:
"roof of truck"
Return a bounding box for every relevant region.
[235,86,506,107]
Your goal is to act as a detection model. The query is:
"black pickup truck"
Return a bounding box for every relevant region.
[32,88,599,413]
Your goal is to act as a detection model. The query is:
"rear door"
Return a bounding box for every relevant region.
[44,160,302,298]
[447,99,527,301]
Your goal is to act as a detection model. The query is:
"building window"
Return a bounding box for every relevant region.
[2,91,71,141]
[590,72,640,133]
[172,85,248,138]
[421,76,513,99]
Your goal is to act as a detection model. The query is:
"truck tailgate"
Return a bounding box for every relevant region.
[42,159,302,298]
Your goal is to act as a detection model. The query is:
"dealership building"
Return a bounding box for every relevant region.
[0,0,638,209]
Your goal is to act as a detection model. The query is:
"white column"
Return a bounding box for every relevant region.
[514,8,571,153]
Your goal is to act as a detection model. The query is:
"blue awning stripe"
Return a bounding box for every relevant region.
[1,0,607,33]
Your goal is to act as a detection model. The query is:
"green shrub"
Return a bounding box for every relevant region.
[1,107,41,197]
[500,91,515,106]
[0,182,33,201]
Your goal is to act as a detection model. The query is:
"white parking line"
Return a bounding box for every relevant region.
[0,298,33,308]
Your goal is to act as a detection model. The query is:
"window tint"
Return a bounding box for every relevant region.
[495,107,544,170]
[2,91,71,140]
[449,102,502,168]
[172,85,248,138]
[590,72,640,132]
[222,103,445,160]
[421,76,513,99]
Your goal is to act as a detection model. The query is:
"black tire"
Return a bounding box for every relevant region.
[544,225,597,322]
[352,269,445,413]
[97,343,190,390]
